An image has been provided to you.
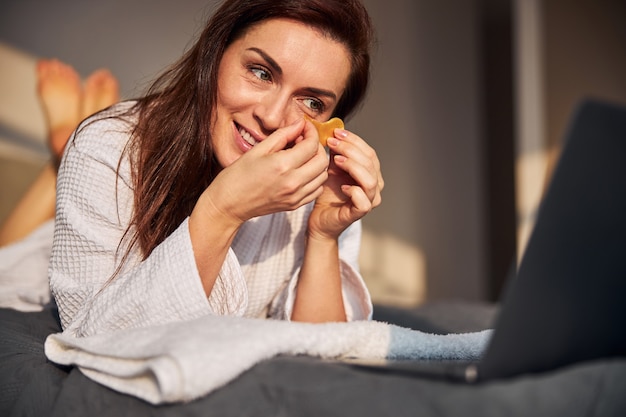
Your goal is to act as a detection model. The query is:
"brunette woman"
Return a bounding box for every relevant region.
[50,0,383,336]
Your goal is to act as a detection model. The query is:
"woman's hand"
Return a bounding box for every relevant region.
[307,126,384,240]
[189,119,328,296]
[202,119,329,226]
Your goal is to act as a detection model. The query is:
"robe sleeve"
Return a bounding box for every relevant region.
[50,109,247,337]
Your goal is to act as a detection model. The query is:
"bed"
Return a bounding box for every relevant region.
[2,301,625,417]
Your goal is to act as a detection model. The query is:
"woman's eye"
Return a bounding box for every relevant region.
[250,66,271,82]
[303,98,325,113]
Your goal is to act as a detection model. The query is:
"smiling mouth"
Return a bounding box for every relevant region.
[238,124,260,147]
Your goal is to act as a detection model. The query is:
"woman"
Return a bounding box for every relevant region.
[50,0,383,337]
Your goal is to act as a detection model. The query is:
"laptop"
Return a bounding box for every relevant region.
[352,98,626,383]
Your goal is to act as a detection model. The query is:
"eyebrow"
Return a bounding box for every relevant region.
[247,47,338,101]
[302,87,337,101]
[248,47,283,76]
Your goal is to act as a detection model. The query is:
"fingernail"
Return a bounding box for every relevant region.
[334,155,347,163]
[336,129,348,138]
[327,138,339,147]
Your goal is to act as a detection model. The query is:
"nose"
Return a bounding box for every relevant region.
[253,90,297,134]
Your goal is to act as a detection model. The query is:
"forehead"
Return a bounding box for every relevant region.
[233,18,351,95]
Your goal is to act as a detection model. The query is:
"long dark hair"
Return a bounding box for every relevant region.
[126,0,374,259]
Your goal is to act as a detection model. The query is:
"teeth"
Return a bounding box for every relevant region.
[239,127,257,146]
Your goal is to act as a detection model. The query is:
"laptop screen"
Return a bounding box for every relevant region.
[477,99,626,381]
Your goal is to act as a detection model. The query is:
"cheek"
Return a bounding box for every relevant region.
[216,69,249,110]
[216,88,234,112]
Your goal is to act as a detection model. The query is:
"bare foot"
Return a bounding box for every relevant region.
[37,59,82,159]
[81,69,120,119]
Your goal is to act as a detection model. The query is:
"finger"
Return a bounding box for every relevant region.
[295,171,328,206]
[341,184,373,218]
[257,119,306,154]
[330,130,384,194]
[302,118,320,143]
[333,154,381,202]
[329,130,379,168]
[266,147,328,209]
[278,167,328,210]
[328,133,381,185]
[280,128,327,169]
[289,151,329,192]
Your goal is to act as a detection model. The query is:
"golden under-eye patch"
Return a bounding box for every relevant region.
[304,114,344,146]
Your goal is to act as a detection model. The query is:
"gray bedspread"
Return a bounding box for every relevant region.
[2,303,625,417]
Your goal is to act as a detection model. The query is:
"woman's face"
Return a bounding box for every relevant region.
[211,18,351,168]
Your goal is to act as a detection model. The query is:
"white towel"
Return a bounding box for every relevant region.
[45,314,491,404]
[0,220,54,311]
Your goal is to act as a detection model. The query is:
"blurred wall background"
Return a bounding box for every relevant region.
[1,0,624,306]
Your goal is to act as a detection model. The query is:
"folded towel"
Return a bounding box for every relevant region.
[0,220,54,312]
[45,314,491,404]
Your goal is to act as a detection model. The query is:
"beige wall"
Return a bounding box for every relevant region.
[358,0,487,302]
